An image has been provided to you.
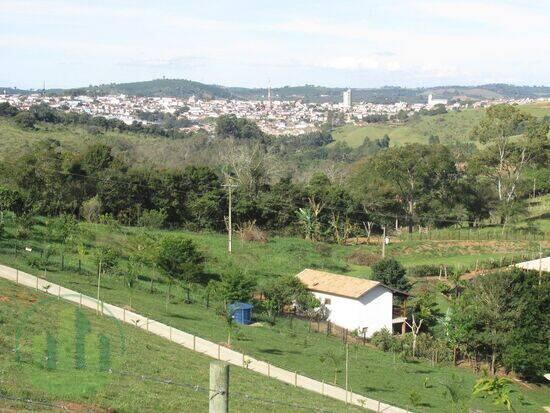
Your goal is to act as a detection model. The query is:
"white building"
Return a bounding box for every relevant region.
[427,94,448,108]
[342,88,352,108]
[297,269,407,337]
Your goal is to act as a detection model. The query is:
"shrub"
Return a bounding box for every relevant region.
[80,196,101,223]
[138,209,167,229]
[237,221,267,243]
[370,328,397,352]
[371,258,411,291]
[14,111,36,129]
[347,251,380,266]
[408,264,441,277]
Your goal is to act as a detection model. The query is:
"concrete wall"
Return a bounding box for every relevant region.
[312,286,393,337]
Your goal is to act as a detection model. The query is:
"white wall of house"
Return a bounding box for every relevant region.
[311,285,393,337]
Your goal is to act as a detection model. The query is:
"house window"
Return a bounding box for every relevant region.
[324,298,331,305]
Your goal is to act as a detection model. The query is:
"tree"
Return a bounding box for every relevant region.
[124,258,140,308]
[156,235,205,303]
[405,314,423,358]
[218,269,256,303]
[470,104,548,224]
[319,349,344,384]
[371,258,411,291]
[439,374,471,413]
[262,276,312,320]
[358,144,460,232]
[0,186,25,215]
[93,246,119,276]
[51,214,79,270]
[0,102,19,117]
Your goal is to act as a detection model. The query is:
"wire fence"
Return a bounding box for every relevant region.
[0,366,348,413]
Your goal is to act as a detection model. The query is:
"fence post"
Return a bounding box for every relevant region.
[36,276,38,290]
[209,361,229,413]
[58,285,61,299]
[123,308,126,322]
[193,335,196,351]
[267,363,270,377]
[169,326,172,340]
[218,344,221,360]
[322,380,324,395]
[294,371,297,386]
[16,269,18,284]
[146,317,149,331]
[79,293,82,308]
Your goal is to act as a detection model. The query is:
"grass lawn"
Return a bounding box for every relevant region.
[0,219,549,412]
[0,278,365,412]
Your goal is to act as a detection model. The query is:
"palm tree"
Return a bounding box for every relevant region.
[319,350,344,384]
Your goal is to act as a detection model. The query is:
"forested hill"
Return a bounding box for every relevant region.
[4,79,550,103]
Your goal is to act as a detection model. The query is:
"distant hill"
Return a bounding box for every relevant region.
[3,79,550,104]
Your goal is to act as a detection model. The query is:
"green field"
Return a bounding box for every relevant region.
[0,217,549,412]
[0,278,366,412]
[333,103,550,148]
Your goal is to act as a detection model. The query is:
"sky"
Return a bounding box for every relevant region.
[1,0,549,89]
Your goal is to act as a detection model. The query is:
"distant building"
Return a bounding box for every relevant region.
[427,93,448,108]
[343,88,352,108]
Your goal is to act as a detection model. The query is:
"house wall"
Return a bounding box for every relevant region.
[311,286,393,337]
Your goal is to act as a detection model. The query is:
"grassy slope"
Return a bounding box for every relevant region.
[0,278,364,413]
[333,103,550,148]
[332,109,484,148]
[0,220,548,412]
[0,118,210,169]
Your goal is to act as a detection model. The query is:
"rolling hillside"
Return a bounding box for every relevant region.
[333,103,550,148]
[4,79,550,103]
[0,278,364,412]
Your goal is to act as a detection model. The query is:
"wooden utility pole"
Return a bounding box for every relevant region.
[381,226,386,258]
[345,343,349,404]
[209,361,229,413]
[223,183,238,254]
[96,259,102,314]
[539,244,543,286]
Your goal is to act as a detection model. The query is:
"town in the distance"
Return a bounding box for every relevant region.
[2,84,547,135]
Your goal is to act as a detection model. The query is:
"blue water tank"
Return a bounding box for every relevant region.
[228,302,253,325]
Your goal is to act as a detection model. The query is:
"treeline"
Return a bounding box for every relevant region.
[0,102,194,139]
[0,103,548,239]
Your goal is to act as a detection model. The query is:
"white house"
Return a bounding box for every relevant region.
[297,269,407,337]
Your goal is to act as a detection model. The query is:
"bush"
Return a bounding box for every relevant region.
[138,209,167,229]
[156,235,205,282]
[408,264,442,277]
[370,328,398,351]
[14,111,36,129]
[237,221,267,243]
[346,251,380,266]
[371,258,411,291]
[80,196,101,223]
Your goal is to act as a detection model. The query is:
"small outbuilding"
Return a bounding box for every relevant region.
[296,269,408,337]
[229,302,253,325]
